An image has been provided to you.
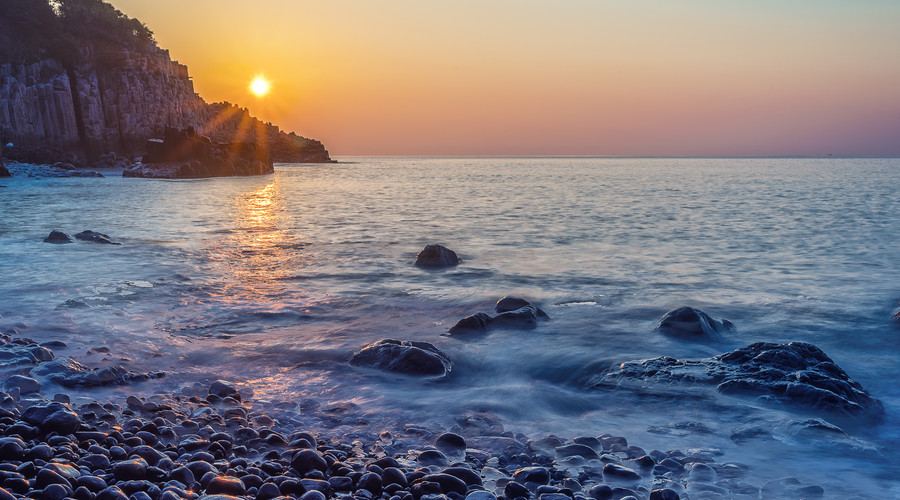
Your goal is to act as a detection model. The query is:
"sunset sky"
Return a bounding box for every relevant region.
[108,0,900,156]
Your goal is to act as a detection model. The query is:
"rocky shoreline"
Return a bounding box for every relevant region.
[0,332,841,500]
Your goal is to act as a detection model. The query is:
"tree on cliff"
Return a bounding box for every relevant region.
[0,0,155,65]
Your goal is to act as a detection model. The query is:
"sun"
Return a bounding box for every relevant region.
[249,76,271,97]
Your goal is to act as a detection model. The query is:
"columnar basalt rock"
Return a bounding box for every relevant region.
[0,50,330,165]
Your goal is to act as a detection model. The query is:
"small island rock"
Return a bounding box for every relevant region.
[44,230,74,244]
[415,244,460,268]
[656,306,734,338]
[74,230,121,245]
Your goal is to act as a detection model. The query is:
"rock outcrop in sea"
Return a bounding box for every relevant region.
[590,341,884,419]
[450,297,550,333]
[123,127,273,179]
[0,1,330,166]
[655,306,735,339]
[350,339,452,378]
[414,244,461,268]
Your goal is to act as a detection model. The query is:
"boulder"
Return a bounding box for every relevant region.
[123,126,274,179]
[415,244,460,268]
[450,297,549,334]
[590,342,883,419]
[350,339,452,377]
[22,401,81,434]
[74,230,121,245]
[448,312,493,333]
[44,230,74,244]
[656,306,734,338]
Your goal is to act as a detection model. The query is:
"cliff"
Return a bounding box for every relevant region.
[0,0,330,165]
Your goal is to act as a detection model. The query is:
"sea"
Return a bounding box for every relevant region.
[1,157,898,497]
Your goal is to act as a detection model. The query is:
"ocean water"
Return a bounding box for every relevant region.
[1,157,899,496]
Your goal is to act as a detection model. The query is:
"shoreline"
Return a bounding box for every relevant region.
[1,335,830,500]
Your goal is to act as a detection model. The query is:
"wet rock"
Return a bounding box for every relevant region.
[555,443,599,460]
[44,230,74,244]
[656,306,734,338]
[4,375,39,394]
[113,458,149,480]
[591,342,884,419]
[415,244,460,268]
[357,472,383,495]
[292,449,328,475]
[601,464,641,482]
[206,476,246,496]
[496,297,550,319]
[449,313,493,333]
[29,357,162,387]
[209,380,240,400]
[417,449,450,467]
[73,230,121,245]
[513,467,550,485]
[124,127,274,179]
[450,297,549,334]
[21,401,81,434]
[435,432,467,456]
[351,339,452,377]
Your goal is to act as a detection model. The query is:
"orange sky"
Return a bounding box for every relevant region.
[108,0,900,156]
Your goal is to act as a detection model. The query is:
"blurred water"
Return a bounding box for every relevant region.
[1,157,899,496]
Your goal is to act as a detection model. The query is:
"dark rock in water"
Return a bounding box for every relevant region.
[602,464,641,482]
[435,432,467,456]
[649,489,680,500]
[74,230,121,245]
[495,297,550,319]
[4,374,40,394]
[22,401,81,434]
[450,297,549,335]
[415,244,460,268]
[123,126,273,179]
[513,467,551,485]
[209,380,240,400]
[350,339,452,377]
[44,230,74,244]
[449,312,493,333]
[656,306,734,338]
[30,357,163,387]
[591,342,884,419]
[291,449,328,475]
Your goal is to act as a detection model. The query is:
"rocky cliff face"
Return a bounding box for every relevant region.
[0,47,330,164]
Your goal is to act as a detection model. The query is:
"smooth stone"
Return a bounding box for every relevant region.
[649,488,680,500]
[421,474,468,495]
[113,458,149,480]
[555,444,600,460]
[209,380,240,400]
[292,449,328,474]
[449,313,493,333]
[442,467,482,486]
[687,463,716,482]
[44,230,74,244]
[357,472,383,495]
[4,375,39,394]
[74,230,121,245]
[383,467,409,487]
[436,433,466,454]
[21,401,81,434]
[495,297,550,319]
[42,483,71,500]
[656,306,734,338]
[351,339,452,378]
[504,481,529,499]
[417,449,450,467]
[206,476,246,496]
[513,467,551,485]
[602,464,641,482]
[96,486,129,500]
[415,244,460,268]
[299,491,327,500]
[465,492,497,500]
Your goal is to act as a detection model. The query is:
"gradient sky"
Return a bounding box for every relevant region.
[107,0,900,156]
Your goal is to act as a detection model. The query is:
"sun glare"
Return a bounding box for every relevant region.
[250,76,271,97]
